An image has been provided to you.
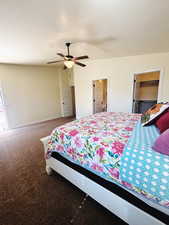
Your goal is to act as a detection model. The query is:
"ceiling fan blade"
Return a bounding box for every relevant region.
[74,55,89,60]
[47,60,64,64]
[57,53,65,58]
[75,61,86,67]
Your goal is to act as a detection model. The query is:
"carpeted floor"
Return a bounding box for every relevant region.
[0,117,127,225]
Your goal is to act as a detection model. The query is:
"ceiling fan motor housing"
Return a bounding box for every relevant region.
[65,42,71,47]
[66,55,73,59]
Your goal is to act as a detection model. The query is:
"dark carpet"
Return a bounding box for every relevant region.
[0,117,127,225]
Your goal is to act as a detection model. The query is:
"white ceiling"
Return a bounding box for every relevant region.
[1,0,169,65]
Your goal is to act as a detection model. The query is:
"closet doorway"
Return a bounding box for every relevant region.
[132,71,160,113]
[93,79,107,114]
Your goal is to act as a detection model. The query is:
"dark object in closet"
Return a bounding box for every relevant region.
[133,100,157,114]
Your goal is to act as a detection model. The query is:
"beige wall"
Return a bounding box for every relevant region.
[74,52,169,119]
[0,64,61,129]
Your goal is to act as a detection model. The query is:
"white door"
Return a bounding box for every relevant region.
[59,70,73,117]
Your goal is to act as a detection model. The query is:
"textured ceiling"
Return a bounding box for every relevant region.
[1,0,169,65]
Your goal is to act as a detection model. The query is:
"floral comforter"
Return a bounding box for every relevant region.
[47,112,169,208]
[47,112,140,181]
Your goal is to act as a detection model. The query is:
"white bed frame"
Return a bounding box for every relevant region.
[41,136,167,225]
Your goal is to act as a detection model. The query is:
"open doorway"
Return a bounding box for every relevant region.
[0,87,8,132]
[93,79,107,114]
[59,70,75,117]
[132,71,160,113]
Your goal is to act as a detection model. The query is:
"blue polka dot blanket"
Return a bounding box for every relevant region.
[120,120,169,207]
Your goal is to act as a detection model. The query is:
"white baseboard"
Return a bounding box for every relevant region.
[9,115,62,130]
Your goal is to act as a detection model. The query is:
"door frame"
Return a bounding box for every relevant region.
[131,68,164,113]
[71,85,76,117]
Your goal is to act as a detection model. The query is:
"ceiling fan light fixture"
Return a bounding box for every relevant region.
[47,42,88,68]
[64,60,74,68]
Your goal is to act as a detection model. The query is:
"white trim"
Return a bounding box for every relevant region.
[0,81,9,131]
[0,88,5,106]
[41,136,167,225]
[157,68,164,102]
[131,68,164,113]
[10,115,61,129]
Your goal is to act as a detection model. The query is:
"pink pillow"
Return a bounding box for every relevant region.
[152,129,169,156]
[155,111,169,133]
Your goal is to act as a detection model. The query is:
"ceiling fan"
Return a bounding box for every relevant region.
[47,42,89,69]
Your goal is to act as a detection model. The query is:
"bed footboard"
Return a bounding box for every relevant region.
[40,136,53,175]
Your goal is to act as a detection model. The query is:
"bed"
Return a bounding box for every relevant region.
[41,112,169,225]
